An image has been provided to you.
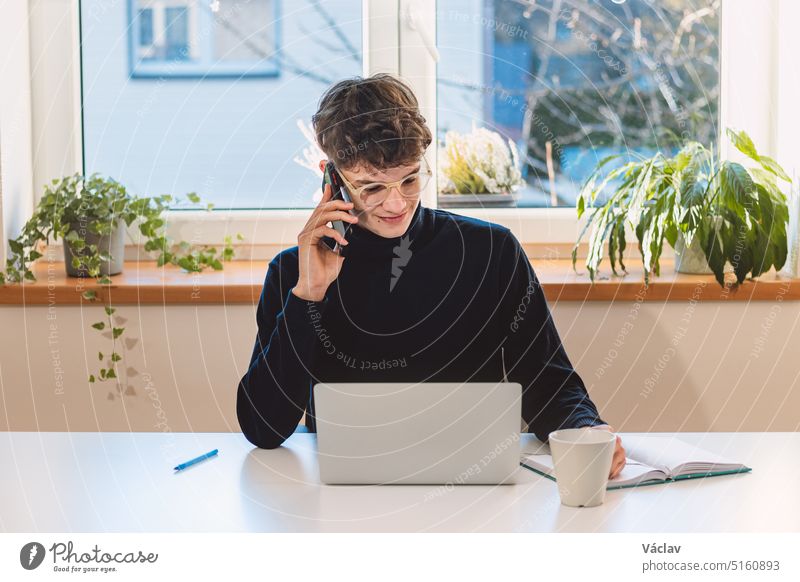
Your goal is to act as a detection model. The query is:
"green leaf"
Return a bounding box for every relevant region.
[720,162,755,218]
[106,368,117,379]
[678,170,707,209]
[726,128,759,161]
[701,220,727,287]
[111,352,122,362]
[758,155,792,183]
[616,221,627,272]
[178,257,197,272]
[92,322,105,330]
[8,238,24,255]
[186,192,201,203]
[82,290,97,301]
[608,223,618,275]
[88,375,95,383]
[97,276,112,285]
[112,327,124,339]
[98,351,103,361]
[104,306,116,316]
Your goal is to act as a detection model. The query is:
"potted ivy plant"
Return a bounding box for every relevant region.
[1,172,241,385]
[1,173,236,283]
[437,125,524,208]
[572,129,791,287]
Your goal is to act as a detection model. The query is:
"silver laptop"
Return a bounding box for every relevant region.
[314,382,522,485]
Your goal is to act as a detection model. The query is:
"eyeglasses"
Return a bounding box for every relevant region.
[338,155,432,208]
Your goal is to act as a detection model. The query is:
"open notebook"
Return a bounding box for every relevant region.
[520,434,752,490]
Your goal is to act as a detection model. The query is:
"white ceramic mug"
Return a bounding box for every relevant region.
[548,428,616,507]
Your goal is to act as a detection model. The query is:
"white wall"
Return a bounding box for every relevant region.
[0,0,36,256]
[1,285,798,434]
[28,0,82,201]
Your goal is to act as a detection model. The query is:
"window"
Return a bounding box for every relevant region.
[129,0,280,77]
[81,0,361,209]
[436,0,720,208]
[138,8,154,48]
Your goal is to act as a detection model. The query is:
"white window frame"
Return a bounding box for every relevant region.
[129,0,281,79]
[8,0,793,260]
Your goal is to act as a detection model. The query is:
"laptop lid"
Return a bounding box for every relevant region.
[314,382,522,485]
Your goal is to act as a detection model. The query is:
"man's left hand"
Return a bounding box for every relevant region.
[586,424,626,479]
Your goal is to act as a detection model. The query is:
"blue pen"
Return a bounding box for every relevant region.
[174,449,218,471]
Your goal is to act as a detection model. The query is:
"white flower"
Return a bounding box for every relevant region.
[293,118,327,203]
[438,124,524,194]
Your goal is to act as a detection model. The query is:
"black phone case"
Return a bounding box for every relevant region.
[320,163,354,256]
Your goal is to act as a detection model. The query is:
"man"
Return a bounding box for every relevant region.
[237,73,626,479]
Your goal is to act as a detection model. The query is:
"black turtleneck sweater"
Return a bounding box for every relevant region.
[237,202,607,449]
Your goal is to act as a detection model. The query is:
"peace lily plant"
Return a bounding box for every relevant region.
[1,173,241,385]
[572,129,791,287]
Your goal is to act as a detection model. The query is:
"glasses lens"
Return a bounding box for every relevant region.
[359,165,430,206]
[360,184,389,207]
[401,172,430,195]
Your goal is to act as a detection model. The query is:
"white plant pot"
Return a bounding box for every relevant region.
[673,232,713,275]
[438,192,520,208]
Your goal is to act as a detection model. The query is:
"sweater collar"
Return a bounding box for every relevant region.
[343,201,429,260]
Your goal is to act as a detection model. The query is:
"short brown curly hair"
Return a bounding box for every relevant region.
[311,73,433,171]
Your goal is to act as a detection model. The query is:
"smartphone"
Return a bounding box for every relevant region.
[320,161,354,256]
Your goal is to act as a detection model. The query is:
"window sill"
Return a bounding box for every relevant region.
[1,259,797,306]
[148,207,589,249]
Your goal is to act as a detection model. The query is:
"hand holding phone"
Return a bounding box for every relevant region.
[291,164,359,302]
[320,162,356,256]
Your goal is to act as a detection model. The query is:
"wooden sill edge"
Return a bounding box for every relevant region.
[0,259,798,305]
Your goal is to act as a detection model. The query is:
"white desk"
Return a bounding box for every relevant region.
[1,431,797,532]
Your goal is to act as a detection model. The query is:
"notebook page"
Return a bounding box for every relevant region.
[621,435,737,475]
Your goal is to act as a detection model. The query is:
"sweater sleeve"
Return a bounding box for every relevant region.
[236,256,327,449]
[497,231,606,443]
